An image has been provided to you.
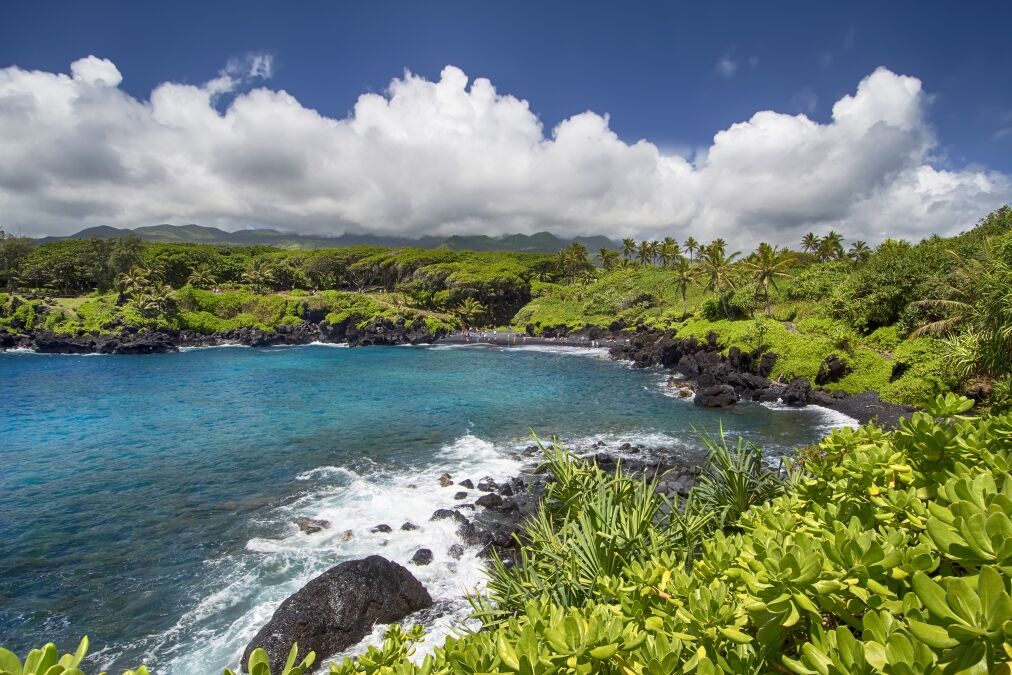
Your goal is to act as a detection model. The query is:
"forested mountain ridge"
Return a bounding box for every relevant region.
[35,224,619,254]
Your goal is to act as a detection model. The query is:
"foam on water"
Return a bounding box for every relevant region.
[139,434,520,674]
[761,401,860,432]
[177,343,252,352]
[506,345,612,359]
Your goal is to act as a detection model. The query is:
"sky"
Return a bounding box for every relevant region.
[1,0,1011,246]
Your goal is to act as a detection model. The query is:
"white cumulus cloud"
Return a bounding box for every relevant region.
[0,57,1008,247]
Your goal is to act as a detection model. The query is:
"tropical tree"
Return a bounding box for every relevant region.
[636,240,653,266]
[134,282,175,318]
[242,259,275,294]
[672,256,697,309]
[911,236,1012,379]
[800,232,821,254]
[683,236,699,262]
[557,242,591,282]
[186,266,216,289]
[659,238,680,267]
[818,230,845,261]
[621,238,636,261]
[699,245,741,298]
[709,238,728,257]
[848,240,871,262]
[115,266,151,300]
[0,229,35,292]
[455,297,486,327]
[744,242,794,314]
[597,248,620,271]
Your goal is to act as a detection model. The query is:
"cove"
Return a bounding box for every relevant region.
[0,344,854,673]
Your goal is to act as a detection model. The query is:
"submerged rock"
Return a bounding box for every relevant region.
[370,524,393,534]
[438,473,453,487]
[242,555,431,674]
[293,517,331,534]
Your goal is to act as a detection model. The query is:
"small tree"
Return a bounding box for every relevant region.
[455,297,486,327]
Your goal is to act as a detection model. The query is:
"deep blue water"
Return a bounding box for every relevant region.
[0,344,852,673]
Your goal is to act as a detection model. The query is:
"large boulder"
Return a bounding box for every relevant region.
[756,351,778,377]
[815,354,851,385]
[241,555,432,674]
[693,384,738,408]
[781,377,812,406]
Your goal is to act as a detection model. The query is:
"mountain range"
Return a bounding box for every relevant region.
[37,224,620,254]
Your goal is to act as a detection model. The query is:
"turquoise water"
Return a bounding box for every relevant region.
[0,344,853,673]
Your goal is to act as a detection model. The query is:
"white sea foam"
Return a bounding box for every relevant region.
[305,341,349,348]
[177,343,251,352]
[761,401,860,431]
[1,347,37,354]
[147,434,522,674]
[507,344,612,359]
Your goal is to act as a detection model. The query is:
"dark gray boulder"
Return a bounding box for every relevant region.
[410,548,433,566]
[781,377,812,405]
[693,384,738,408]
[815,354,851,385]
[475,493,503,508]
[242,555,431,674]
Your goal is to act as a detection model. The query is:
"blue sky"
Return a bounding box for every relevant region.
[1,1,1010,243]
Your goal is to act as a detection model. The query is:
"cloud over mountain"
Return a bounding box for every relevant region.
[0,57,1008,245]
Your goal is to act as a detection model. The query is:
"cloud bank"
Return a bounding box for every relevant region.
[0,56,1009,245]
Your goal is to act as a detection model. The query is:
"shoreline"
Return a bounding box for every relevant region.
[2,324,913,428]
[1,321,918,427]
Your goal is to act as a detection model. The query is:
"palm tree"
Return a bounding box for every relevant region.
[135,282,175,318]
[909,239,1012,378]
[672,256,697,309]
[115,266,151,301]
[744,243,794,315]
[800,232,821,254]
[636,240,653,266]
[683,236,699,262]
[186,266,216,289]
[699,246,741,300]
[557,242,590,282]
[710,238,728,257]
[660,238,680,267]
[455,297,486,327]
[242,259,275,294]
[597,248,620,271]
[818,231,845,261]
[848,240,871,262]
[650,241,662,265]
[621,238,636,261]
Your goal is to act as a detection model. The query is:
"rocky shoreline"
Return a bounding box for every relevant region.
[255,439,700,672]
[609,329,914,429]
[0,314,447,354]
